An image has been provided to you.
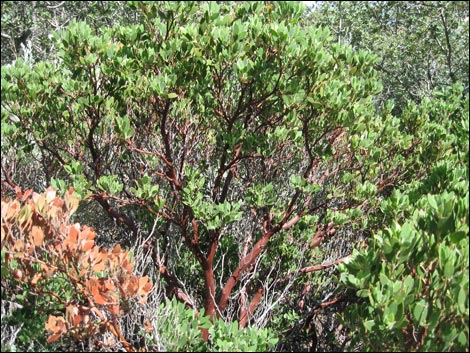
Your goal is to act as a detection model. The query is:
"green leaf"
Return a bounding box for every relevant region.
[443,261,454,279]
[357,289,369,298]
[457,332,467,347]
[457,287,467,313]
[428,194,438,210]
[363,320,375,331]
[398,222,414,246]
[413,300,429,326]
[403,275,414,294]
[449,231,467,243]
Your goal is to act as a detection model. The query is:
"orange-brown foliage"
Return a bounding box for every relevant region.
[1,187,151,352]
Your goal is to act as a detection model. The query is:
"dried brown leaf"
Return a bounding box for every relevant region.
[31,226,45,246]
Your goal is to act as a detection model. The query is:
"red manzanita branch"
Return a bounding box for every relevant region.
[298,256,349,275]
[239,286,264,329]
[310,221,336,249]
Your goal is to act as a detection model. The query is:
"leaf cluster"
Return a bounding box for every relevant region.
[1,187,152,350]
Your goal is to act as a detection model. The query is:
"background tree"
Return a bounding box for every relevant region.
[309,1,469,113]
[1,1,138,66]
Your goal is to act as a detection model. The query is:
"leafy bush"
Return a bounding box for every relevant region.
[339,88,469,351]
[1,1,387,338]
[1,187,152,351]
[145,298,278,352]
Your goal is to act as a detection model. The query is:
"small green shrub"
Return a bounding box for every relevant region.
[145,298,278,352]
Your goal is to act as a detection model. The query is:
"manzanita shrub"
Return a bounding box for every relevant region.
[1,2,389,343]
[339,87,469,351]
[340,166,469,351]
[1,187,152,351]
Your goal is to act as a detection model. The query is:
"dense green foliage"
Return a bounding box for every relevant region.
[339,86,469,351]
[1,1,468,351]
[149,298,278,352]
[310,1,469,112]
